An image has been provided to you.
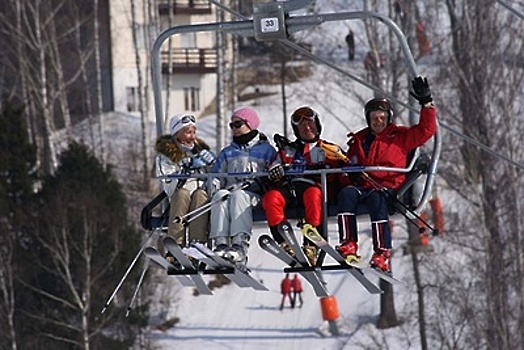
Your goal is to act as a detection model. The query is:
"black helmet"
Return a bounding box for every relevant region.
[364,98,393,126]
[290,106,322,142]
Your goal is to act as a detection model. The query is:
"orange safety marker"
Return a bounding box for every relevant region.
[320,296,339,321]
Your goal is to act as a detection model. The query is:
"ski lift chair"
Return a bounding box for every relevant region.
[140,191,169,232]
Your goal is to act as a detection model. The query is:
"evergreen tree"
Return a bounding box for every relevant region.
[17,142,147,349]
[0,101,37,350]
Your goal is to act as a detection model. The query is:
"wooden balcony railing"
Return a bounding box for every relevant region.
[161,48,217,74]
[158,0,212,15]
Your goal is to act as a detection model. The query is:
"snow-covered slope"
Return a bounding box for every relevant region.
[147,219,421,349]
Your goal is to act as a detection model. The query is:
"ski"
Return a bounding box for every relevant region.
[301,225,382,293]
[162,236,213,295]
[258,234,328,297]
[278,221,331,296]
[347,260,404,285]
[183,246,253,289]
[192,243,268,291]
[143,246,194,287]
[302,224,401,287]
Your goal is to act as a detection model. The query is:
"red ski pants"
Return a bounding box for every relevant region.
[262,185,323,226]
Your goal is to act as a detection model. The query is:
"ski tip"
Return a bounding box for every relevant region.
[258,234,272,244]
[163,235,175,243]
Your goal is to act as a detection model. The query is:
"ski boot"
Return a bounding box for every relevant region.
[226,244,248,268]
[213,244,229,258]
[279,242,296,258]
[336,240,360,264]
[227,233,250,269]
[164,252,184,270]
[302,244,318,266]
[370,249,391,274]
[212,236,229,258]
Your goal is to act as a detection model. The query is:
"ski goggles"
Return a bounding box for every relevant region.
[291,107,317,125]
[171,114,196,128]
[177,114,196,125]
[170,114,196,135]
[229,120,246,129]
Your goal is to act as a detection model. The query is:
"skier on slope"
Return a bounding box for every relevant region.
[279,273,293,310]
[262,106,348,266]
[155,114,216,259]
[336,76,437,273]
[291,274,303,308]
[208,107,277,267]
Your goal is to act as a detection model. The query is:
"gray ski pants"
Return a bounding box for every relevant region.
[209,188,261,241]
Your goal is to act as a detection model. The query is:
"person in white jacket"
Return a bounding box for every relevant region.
[155,114,215,247]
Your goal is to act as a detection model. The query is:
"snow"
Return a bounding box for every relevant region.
[146,220,419,350]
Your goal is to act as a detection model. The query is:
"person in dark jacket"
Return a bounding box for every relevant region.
[345,29,355,61]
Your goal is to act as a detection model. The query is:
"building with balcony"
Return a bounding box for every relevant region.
[109,0,219,125]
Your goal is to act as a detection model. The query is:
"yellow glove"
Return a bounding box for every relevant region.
[319,140,349,164]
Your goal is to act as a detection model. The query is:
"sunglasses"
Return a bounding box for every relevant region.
[291,107,317,125]
[229,120,246,129]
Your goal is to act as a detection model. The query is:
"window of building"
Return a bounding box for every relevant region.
[126,87,139,112]
[180,32,197,48]
[183,87,200,111]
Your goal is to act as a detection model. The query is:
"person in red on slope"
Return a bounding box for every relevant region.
[291,274,303,308]
[279,273,293,310]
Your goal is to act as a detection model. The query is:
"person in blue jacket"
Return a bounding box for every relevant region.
[209,107,277,267]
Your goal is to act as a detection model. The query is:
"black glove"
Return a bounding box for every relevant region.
[179,157,193,170]
[348,171,364,185]
[410,76,433,105]
[268,164,285,183]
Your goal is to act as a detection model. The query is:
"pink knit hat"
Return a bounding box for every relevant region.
[232,107,260,130]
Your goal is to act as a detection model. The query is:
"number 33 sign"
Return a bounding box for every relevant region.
[260,17,279,33]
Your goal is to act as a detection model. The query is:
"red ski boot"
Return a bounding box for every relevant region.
[336,241,360,264]
[370,249,391,273]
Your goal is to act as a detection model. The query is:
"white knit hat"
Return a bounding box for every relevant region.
[169,114,196,135]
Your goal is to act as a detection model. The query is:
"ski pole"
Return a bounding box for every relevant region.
[101,230,156,314]
[172,181,250,225]
[361,172,439,236]
[126,256,150,317]
[172,198,218,225]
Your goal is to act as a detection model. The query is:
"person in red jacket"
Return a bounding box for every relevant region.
[291,274,303,308]
[336,76,437,273]
[279,273,293,310]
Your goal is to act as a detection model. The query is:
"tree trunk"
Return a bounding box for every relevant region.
[130,0,150,185]
[376,276,402,329]
[93,0,106,165]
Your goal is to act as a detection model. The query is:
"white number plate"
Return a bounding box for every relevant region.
[260,17,279,33]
